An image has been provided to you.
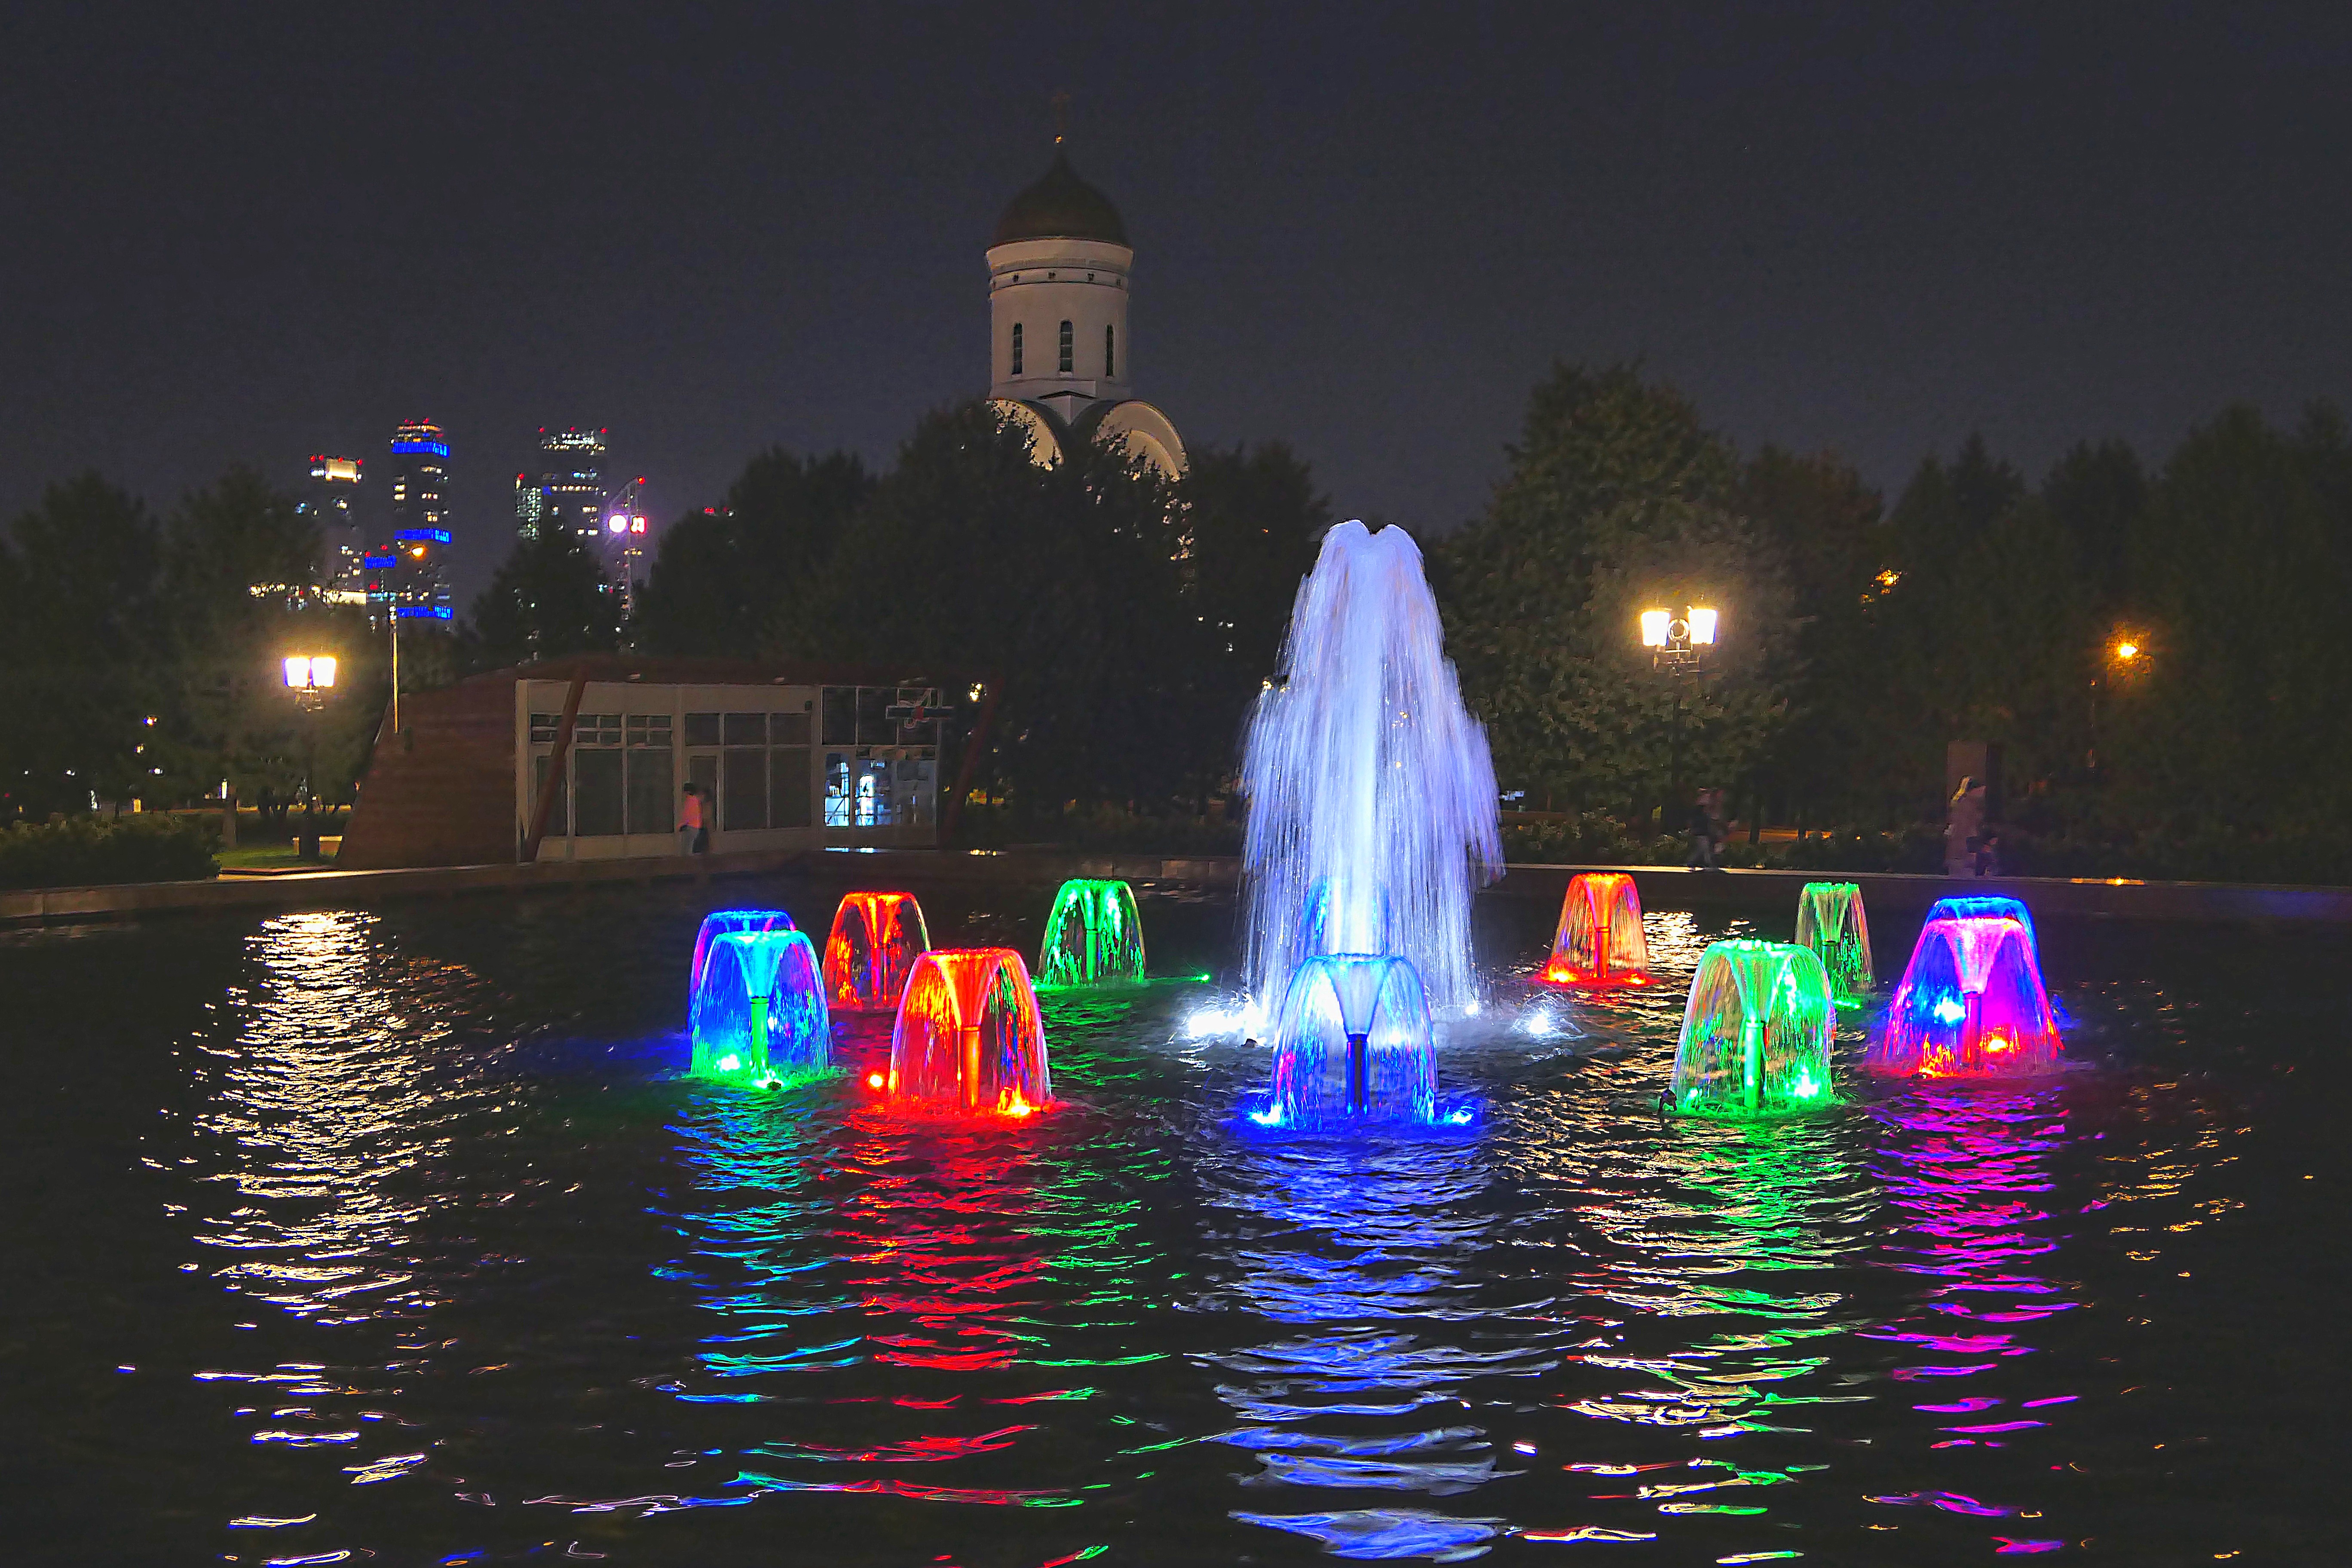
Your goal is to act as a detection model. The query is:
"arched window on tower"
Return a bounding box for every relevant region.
[1010,322,1023,377]
[1105,324,1115,378]
[1058,319,1073,374]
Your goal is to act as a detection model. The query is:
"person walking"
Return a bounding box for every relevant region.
[678,782,708,856]
[1685,788,1721,872]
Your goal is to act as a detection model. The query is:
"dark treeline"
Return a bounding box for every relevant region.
[0,468,385,820]
[1439,363,2352,880]
[629,405,1329,824]
[9,369,2349,880]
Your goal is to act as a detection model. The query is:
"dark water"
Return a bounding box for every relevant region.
[1,876,2343,1566]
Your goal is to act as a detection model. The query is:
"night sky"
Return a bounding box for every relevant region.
[5,4,2348,605]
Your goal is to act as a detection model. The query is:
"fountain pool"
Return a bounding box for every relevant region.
[0,879,2335,1565]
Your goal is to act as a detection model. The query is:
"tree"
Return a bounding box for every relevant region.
[1436,363,1795,819]
[1847,440,2096,822]
[2041,438,2146,614]
[787,404,1189,814]
[636,448,872,656]
[150,466,323,808]
[2110,403,2352,853]
[471,528,625,669]
[1735,447,1889,826]
[1168,442,1331,797]
[0,474,165,816]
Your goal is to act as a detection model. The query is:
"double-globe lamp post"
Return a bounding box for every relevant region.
[282,655,337,860]
[1638,606,1718,829]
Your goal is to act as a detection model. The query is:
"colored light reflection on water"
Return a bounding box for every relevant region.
[0,888,2330,1563]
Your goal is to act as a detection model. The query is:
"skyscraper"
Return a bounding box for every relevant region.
[599,475,652,617]
[297,454,367,601]
[515,427,608,543]
[378,420,453,623]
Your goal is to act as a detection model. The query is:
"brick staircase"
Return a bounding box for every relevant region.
[337,676,518,869]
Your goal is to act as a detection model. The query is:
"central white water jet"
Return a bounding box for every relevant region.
[1239,519,1503,1013]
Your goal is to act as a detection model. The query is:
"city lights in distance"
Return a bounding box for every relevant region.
[282,656,337,689]
[395,528,451,544]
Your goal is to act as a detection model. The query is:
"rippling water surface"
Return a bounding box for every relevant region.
[0,878,2342,1565]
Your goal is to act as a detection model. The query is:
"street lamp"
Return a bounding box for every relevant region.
[2088,632,2148,771]
[282,655,338,858]
[1640,605,1717,668]
[282,655,336,708]
[1638,604,1721,830]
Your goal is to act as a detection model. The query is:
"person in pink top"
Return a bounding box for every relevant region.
[678,782,708,855]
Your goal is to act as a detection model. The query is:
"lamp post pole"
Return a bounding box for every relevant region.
[283,656,337,861]
[1640,606,1718,836]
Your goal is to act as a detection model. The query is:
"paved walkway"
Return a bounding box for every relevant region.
[3,847,2347,928]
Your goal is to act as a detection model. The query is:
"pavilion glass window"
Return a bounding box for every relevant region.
[722,712,769,831]
[624,714,673,835]
[571,714,624,836]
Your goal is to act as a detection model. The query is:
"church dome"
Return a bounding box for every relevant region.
[991,152,1128,247]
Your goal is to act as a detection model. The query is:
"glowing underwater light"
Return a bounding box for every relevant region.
[822,892,931,1012]
[1871,903,2060,1078]
[1795,882,1875,1004]
[885,948,1054,1118]
[1185,999,1266,1040]
[1035,879,1147,989]
[1667,940,1838,1118]
[688,927,832,1090]
[1240,953,1476,1132]
[1543,872,1651,986]
[689,909,796,1001]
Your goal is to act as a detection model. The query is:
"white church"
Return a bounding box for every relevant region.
[983,147,1186,478]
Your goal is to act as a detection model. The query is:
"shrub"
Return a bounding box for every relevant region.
[0,812,220,889]
[951,799,1243,856]
[1500,812,1664,865]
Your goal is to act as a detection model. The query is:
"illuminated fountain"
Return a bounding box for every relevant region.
[1870,903,2061,1078]
[1239,520,1502,1014]
[1668,940,1836,1116]
[885,948,1053,1118]
[1541,871,1652,986]
[1795,881,1874,1004]
[1035,878,1146,989]
[689,928,832,1089]
[1925,893,2037,952]
[1240,954,1474,1132]
[822,892,931,1012]
[689,909,795,998]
